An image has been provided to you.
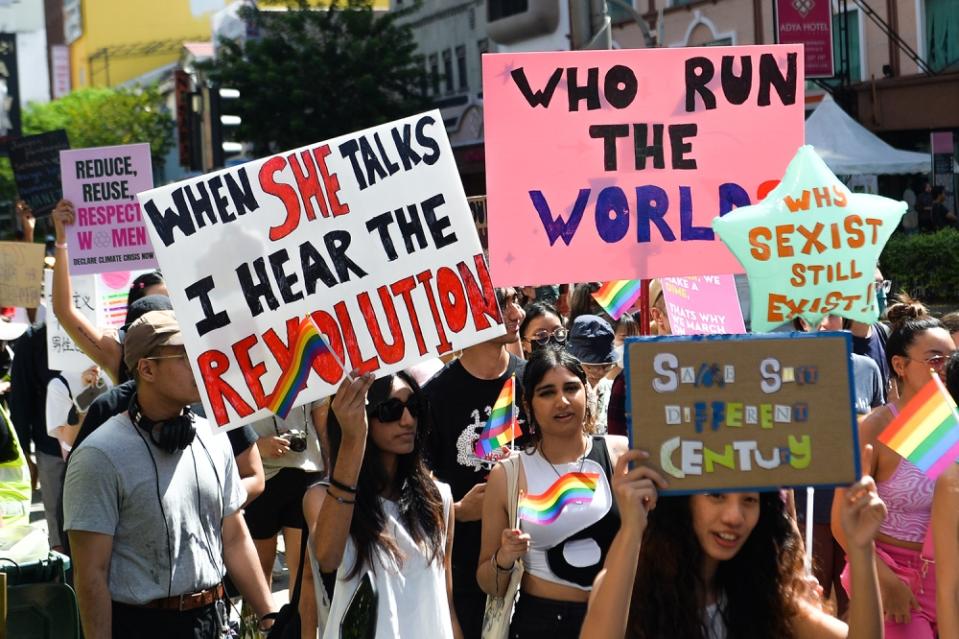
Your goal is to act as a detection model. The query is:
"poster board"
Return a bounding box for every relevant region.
[0,242,44,307]
[482,44,804,286]
[136,110,504,431]
[660,275,745,335]
[624,332,858,493]
[60,143,158,274]
[9,130,70,216]
[44,269,97,371]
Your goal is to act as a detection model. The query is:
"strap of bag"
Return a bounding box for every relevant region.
[502,454,521,532]
[289,520,309,607]
[54,374,73,399]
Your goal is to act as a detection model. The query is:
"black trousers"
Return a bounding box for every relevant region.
[509,592,588,639]
[112,600,223,638]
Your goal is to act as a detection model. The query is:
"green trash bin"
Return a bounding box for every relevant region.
[2,551,80,639]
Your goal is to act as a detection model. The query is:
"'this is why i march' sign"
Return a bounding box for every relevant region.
[482,44,804,286]
[137,111,504,430]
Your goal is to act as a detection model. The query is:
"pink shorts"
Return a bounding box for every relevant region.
[841,540,936,639]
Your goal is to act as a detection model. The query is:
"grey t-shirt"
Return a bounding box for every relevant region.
[63,412,245,605]
[851,353,885,416]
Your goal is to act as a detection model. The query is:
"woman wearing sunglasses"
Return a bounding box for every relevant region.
[519,303,567,358]
[305,371,462,639]
[832,298,956,639]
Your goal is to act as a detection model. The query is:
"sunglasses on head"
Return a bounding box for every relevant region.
[367,396,420,422]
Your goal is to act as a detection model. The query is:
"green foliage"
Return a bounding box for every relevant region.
[881,228,959,302]
[203,0,431,156]
[22,86,174,162]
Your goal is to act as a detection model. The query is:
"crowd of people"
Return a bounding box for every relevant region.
[0,196,957,639]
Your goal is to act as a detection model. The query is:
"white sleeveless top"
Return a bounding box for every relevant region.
[318,480,454,639]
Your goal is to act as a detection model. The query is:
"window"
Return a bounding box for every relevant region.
[478,38,489,55]
[428,53,439,95]
[831,10,861,82]
[607,0,634,24]
[926,0,959,72]
[443,49,454,94]
[488,0,529,22]
[456,46,468,91]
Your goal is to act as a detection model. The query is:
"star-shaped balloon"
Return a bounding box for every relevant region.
[712,145,905,333]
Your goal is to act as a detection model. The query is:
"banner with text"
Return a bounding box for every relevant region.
[61,143,157,274]
[44,269,97,371]
[10,130,70,216]
[624,332,858,493]
[137,111,504,430]
[482,45,805,286]
[0,242,45,307]
[661,274,745,335]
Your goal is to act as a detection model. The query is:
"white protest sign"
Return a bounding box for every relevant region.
[137,111,504,430]
[44,269,97,371]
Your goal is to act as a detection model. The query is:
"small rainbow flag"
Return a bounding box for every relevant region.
[878,374,959,479]
[519,472,600,525]
[474,376,521,459]
[267,317,336,419]
[592,280,643,320]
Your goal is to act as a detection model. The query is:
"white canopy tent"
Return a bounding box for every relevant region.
[805,95,946,175]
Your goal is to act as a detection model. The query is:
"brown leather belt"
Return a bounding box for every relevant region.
[142,583,225,611]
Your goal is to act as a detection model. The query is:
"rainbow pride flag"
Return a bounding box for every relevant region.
[474,376,521,459]
[519,472,600,525]
[592,280,643,320]
[878,375,959,479]
[267,317,336,419]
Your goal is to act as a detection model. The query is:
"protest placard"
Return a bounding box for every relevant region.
[44,269,97,371]
[482,45,804,286]
[0,242,44,307]
[61,143,157,275]
[137,110,503,430]
[9,130,70,216]
[661,275,745,335]
[624,332,858,493]
[96,270,153,328]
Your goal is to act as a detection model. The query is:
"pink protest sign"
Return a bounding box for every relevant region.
[660,275,746,336]
[482,45,804,286]
[61,143,157,275]
[775,0,834,78]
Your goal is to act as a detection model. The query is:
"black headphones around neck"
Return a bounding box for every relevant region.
[129,392,196,454]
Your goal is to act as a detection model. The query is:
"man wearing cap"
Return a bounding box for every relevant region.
[64,310,275,638]
[567,315,618,434]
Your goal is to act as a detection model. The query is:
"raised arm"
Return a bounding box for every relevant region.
[51,200,122,381]
[309,373,373,572]
[579,450,666,639]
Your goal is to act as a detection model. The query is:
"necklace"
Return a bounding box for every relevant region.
[539,436,589,478]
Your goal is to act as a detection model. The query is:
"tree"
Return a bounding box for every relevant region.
[203,0,431,156]
[22,86,174,163]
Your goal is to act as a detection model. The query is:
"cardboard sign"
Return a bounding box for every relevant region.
[44,269,97,371]
[136,110,504,430]
[9,130,70,216]
[482,45,805,286]
[624,332,858,493]
[0,242,45,307]
[61,143,157,275]
[661,275,745,335]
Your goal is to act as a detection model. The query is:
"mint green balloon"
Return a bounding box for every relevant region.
[712,146,905,333]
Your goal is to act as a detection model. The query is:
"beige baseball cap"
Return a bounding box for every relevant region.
[123,310,184,372]
[647,279,664,311]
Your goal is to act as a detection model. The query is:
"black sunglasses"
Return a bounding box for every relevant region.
[367,396,421,423]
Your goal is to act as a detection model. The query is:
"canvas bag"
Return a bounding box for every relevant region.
[480,454,524,639]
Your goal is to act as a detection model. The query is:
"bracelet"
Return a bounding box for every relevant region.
[329,476,357,494]
[257,611,278,632]
[492,548,514,573]
[55,242,68,249]
[330,493,356,505]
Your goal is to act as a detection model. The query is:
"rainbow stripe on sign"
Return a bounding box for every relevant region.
[878,375,959,479]
[474,376,521,459]
[267,317,336,419]
[519,472,600,525]
[592,280,643,320]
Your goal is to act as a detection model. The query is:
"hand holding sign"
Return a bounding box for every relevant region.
[712,146,905,333]
[612,450,668,534]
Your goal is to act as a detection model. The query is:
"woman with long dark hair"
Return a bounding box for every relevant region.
[580,448,886,638]
[477,347,628,638]
[832,298,955,638]
[304,371,461,638]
